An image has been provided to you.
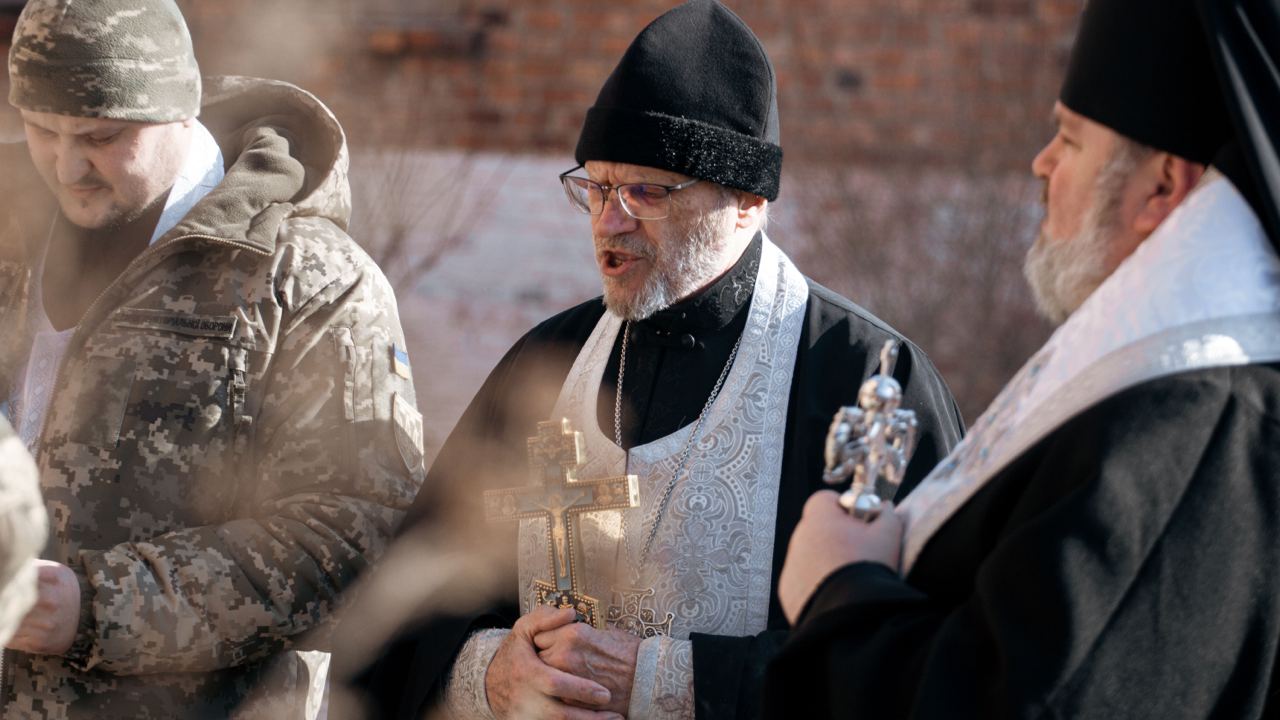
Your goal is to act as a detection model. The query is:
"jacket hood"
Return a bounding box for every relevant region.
[172,75,352,253]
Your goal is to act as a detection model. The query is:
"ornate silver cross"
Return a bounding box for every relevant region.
[484,418,639,628]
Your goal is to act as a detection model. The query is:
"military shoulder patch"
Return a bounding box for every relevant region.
[392,392,425,480]
[391,345,412,380]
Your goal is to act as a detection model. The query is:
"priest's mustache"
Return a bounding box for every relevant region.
[595,234,657,261]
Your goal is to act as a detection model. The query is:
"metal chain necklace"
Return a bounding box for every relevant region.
[612,320,743,576]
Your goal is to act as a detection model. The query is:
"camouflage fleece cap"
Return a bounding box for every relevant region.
[8,0,200,122]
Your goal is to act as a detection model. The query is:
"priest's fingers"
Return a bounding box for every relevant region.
[531,616,599,652]
[534,625,641,714]
[489,609,611,719]
[532,624,566,652]
[780,492,904,625]
[860,501,904,564]
[533,624,641,674]
[487,653,612,717]
[536,663,617,708]
[516,606,580,639]
[801,489,846,519]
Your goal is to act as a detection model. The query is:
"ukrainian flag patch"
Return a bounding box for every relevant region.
[392,345,412,379]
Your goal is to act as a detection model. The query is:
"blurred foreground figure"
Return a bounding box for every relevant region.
[347,1,962,718]
[0,416,46,650]
[772,0,1280,716]
[0,0,424,716]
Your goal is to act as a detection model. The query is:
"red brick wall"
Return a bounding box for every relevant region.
[181,1,1082,170]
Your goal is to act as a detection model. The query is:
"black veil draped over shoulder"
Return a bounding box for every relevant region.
[1199,0,1280,248]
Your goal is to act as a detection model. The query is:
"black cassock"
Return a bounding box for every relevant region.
[765,362,1280,718]
[349,236,964,718]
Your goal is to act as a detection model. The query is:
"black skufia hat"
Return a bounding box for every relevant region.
[574,0,783,201]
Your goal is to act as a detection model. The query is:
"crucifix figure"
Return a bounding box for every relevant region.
[484,418,640,629]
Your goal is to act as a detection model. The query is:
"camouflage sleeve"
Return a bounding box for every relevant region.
[0,415,47,648]
[69,225,425,674]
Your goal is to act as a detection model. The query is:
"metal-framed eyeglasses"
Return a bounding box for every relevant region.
[558,165,701,220]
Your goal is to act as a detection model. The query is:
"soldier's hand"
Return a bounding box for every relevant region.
[534,621,642,715]
[7,559,80,656]
[486,606,621,720]
[778,490,904,625]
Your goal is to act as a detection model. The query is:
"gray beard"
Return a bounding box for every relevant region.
[1023,154,1134,326]
[1023,203,1115,325]
[600,209,731,321]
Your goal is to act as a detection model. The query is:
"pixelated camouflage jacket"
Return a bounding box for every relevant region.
[0,76,426,718]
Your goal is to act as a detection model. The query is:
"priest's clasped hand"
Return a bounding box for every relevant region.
[535,604,645,712]
[778,490,904,625]
[485,606,628,720]
[534,610,642,715]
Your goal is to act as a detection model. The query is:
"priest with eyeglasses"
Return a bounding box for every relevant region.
[346,1,962,718]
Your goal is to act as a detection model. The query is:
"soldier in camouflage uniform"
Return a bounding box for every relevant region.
[0,416,46,651]
[0,0,426,716]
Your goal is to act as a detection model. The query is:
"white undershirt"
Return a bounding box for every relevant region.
[9,120,225,453]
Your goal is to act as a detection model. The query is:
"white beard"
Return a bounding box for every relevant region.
[1023,202,1116,325]
[600,206,734,321]
[1024,151,1136,325]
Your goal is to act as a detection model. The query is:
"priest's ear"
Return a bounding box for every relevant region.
[733,191,769,232]
[1131,151,1206,237]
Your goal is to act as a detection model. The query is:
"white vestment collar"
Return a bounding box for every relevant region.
[899,172,1280,573]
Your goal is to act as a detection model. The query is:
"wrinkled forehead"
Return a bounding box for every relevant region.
[583,160,694,185]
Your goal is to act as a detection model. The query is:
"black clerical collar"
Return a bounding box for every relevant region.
[636,233,762,347]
